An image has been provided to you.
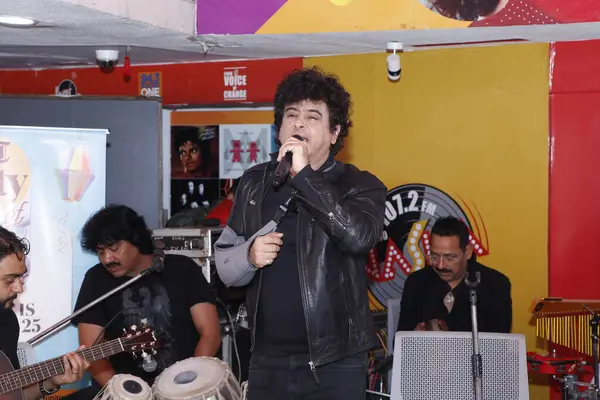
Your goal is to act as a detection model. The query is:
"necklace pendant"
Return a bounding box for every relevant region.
[444,292,455,304]
[443,291,455,313]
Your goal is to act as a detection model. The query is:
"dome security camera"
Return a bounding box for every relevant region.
[95,49,119,72]
[386,42,403,82]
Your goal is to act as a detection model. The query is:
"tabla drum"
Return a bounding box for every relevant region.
[95,374,153,400]
[425,318,448,331]
[153,357,242,400]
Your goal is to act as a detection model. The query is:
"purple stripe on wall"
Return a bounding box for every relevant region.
[196,0,288,34]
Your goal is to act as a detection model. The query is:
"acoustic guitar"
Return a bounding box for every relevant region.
[0,325,160,400]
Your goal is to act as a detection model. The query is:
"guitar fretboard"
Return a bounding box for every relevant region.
[0,338,124,395]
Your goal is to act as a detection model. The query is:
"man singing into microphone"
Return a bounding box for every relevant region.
[215,67,387,400]
[397,216,512,333]
[67,205,221,398]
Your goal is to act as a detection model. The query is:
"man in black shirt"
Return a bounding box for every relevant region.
[397,217,512,333]
[0,227,89,399]
[68,205,221,398]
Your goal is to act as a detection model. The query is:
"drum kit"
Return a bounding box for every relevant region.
[94,357,247,400]
[527,352,598,400]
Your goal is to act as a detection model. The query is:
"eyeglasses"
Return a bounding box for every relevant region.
[428,252,462,263]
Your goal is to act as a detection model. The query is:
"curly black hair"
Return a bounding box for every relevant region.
[0,227,29,262]
[273,67,353,155]
[430,0,501,20]
[80,204,154,255]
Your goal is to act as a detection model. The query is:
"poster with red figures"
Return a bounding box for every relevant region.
[219,124,273,179]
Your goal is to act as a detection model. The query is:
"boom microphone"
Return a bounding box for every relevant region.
[142,250,165,276]
[28,249,166,345]
[273,134,305,188]
[465,270,481,288]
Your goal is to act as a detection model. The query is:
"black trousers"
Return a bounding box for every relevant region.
[247,351,368,400]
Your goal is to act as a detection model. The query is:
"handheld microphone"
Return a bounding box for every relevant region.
[273,134,305,188]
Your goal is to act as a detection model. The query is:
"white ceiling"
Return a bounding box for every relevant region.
[2,0,600,69]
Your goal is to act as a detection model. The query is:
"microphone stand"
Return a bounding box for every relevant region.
[28,251,164,345]
[465,271,483,400]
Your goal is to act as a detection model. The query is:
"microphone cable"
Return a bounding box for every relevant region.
[215,297,242,383]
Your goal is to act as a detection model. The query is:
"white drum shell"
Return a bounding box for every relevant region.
[152,357,241,400]
[98,374,153,400]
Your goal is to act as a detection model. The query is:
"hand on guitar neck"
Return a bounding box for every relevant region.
[0,347,89,400]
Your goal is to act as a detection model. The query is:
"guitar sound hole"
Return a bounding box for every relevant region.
[123,380,143,394]
[174,371,197,384]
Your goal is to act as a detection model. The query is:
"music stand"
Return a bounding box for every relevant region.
[390,331,529,400]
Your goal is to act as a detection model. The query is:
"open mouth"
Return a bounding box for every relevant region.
[292,134,308,143]
[105,264,121,273]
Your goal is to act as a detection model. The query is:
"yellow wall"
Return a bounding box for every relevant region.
[257,0,468,33]
[305,43,550,398]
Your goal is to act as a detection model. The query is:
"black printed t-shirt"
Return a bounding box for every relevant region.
[0,308,20,369]
[72,254,215,385]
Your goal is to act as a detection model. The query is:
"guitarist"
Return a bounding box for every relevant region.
[0,227,90,399]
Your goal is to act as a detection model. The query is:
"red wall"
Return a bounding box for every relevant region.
[547,40,600,399]
[0,58,303,105]
[548,41,600,299]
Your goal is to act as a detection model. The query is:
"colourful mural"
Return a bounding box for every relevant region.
[196,0,600,34]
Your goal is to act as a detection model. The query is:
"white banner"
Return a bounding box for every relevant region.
[0,125,107,365]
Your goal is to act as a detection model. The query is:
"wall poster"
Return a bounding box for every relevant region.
[166,108,278,219]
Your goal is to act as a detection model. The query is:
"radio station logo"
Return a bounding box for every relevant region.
[139,72,162,98]
[367,183,489,312]
[55,79,79,97]
[223,67,247,101]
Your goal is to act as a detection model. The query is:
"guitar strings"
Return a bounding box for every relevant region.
[0,339,155,393]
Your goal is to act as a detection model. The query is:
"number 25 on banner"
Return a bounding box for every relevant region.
[18,302,41,334]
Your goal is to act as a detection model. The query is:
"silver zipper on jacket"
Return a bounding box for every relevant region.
[293,191,347,234]
[297,207,320,384]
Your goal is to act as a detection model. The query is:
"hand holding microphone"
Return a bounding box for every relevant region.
[273,134,309,188]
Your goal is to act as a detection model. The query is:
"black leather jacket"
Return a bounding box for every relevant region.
[225,156,387,370]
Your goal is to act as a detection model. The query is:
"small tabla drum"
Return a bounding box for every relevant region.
[153,357,242,400]
[96,374,153,400]
[425,318,448,331]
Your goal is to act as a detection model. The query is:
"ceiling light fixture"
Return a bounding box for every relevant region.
[0,15,37,27]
